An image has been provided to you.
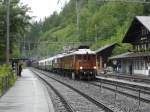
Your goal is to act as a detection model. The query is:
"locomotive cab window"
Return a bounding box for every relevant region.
[83,55,87,60]
[77,55,82,60]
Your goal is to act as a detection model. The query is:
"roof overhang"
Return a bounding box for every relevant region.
[109,52,150,60]
[95,43,118,55]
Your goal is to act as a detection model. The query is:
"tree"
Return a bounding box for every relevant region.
[0,0,31,63]
[26,0,147,58]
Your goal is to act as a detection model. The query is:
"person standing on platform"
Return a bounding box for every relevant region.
[18,64,22,77]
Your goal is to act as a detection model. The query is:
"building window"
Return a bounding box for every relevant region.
[136,45,138,51]
[142,28,148,35]
[149,43,150,49]
[144,30,146,34]
[142,44,144,49]
[135,60,139,70]
[141,28,145,36]
[134,60,137,69]
[135,60,143,70]
[146,43,148,50]
[138,61,140,70]
[146,29,149,34]
[141,61,144,70]
[144,44,147,50]
[138,45,140,51]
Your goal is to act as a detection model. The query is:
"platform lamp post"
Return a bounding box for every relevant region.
[6,0,10,64]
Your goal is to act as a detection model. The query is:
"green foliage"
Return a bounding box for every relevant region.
[27,0,149,57]
[0,64,17,95]
[0,0,31,63]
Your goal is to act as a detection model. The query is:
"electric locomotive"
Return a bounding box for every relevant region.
[36,46,97,80]
[60,46,96,80]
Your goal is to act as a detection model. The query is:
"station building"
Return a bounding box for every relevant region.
[95,43,117,74]
[110,16,150,76]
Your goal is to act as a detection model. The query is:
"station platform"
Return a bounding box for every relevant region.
[0,69,54,112]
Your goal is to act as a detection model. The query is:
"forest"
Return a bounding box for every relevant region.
[0,0,150,63]
[0,0,31,63]
[26,0,150,58]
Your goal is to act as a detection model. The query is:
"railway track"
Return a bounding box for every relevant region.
[102,74,150,84]
[31,68,150,112]
[87,80,150,104]
[31,69,115,112]
[34,71,75,112]
[96,77,150,91]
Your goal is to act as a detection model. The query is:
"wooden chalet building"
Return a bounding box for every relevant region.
[95,43,117,74]
[110,16,150,76]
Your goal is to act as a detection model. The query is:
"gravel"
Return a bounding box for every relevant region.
[34,69,150,112]
[37,72,105,112]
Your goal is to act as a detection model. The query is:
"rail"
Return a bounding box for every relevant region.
[96,77,150,91]
[32,69,114,112]
[32,70,75,112]
[103,74,150,83]
[94,78,150,104]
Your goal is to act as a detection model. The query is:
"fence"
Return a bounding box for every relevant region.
[0,73,16,96]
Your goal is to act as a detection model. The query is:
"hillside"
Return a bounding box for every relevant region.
[27,0,150,57]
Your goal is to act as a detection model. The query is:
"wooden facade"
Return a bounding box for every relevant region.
[110,16,150,76]
[95,43,117,74]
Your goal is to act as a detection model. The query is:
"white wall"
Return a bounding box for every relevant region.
[134,70,148,76]
[120,59,148,76]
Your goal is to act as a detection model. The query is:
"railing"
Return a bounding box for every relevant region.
[0,76,9,96]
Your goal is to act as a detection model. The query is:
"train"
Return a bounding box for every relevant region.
[33,46,97,80]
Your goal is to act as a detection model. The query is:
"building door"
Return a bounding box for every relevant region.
[129,64,133,75]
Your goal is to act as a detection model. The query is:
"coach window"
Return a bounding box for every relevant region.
[88,55,90,60]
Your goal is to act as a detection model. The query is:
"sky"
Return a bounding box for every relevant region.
[20,0,70,21]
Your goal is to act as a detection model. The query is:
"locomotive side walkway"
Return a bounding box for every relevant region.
[0,69,54,112]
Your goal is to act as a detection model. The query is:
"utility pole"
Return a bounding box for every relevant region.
[6,0,10,64]
[95,24,98,44]
[76,0,80,31]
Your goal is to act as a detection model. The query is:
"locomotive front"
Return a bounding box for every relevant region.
[73,48,97,80]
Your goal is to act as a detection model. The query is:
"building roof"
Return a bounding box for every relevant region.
[67,49,95,56]
[136,16,150,31]
[95,43,117,54]
[10,58,29,63]
[109,52,132,60]
[123,16,150,43]
[109,51,150,60]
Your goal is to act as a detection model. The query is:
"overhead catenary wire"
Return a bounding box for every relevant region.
[18,40,81,44]
[97,0,150,4]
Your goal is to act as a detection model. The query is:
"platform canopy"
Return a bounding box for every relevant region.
[10,58,29,63]
[109,51,150,60]
[123,16,150,44]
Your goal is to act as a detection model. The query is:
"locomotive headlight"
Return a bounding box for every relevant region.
[80,66,83,70]
[93,66,96,69]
